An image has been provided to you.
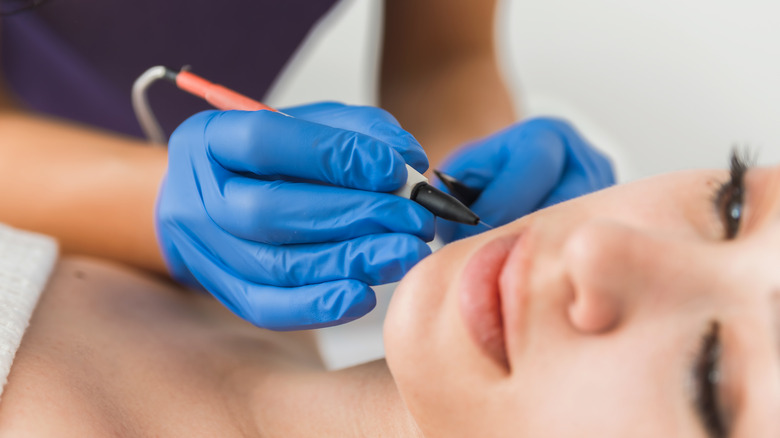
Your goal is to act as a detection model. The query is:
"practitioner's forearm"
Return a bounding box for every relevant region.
[380,0,517,169]
[0,107,168,274]
[380,55,517,168]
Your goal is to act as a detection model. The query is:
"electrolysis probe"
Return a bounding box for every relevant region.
[132,66,482,226]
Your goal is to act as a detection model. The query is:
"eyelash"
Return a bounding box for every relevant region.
[693,150,749,436]
[693,321,726,438]
[713,150,749,239]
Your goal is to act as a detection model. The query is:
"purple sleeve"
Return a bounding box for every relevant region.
[1,0,339,139]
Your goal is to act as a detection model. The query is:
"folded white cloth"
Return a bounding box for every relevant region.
[0,224,58,401]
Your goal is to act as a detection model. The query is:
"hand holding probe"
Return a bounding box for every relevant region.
[139,65,496,329]
[159,66,481,226]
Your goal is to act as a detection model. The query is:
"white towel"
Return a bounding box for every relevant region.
[0,224,58,401]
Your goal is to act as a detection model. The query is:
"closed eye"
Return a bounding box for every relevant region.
[692,321,727,438]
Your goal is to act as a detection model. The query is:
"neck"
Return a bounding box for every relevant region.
[252,359,422,438]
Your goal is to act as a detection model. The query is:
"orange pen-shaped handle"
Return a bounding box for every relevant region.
[175,70,277,112]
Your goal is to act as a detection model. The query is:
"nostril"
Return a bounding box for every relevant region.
[562,220,639,335]
[568,285,621,334]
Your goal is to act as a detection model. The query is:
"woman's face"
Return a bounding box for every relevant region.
[385,158,780,437]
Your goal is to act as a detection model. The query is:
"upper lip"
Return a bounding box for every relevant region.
[496,230,532,372]
[458,233,524,372]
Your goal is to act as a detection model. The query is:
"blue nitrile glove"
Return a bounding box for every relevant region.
[155,102,435,330]
[435,117,615,242]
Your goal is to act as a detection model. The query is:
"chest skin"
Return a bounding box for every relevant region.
[0,256,323,437]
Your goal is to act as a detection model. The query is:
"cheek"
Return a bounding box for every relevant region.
[384,236,467,395]
[513,331,692,437]
[384,249,475,435]
[384,236,469,355]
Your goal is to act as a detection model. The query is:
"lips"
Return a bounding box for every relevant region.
[458,234,521,370]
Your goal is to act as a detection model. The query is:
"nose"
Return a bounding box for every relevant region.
[562,220,689,334]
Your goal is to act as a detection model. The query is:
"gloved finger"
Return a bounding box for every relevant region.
[544,118,615,188]
[241,280,376,330]
[436,120,569,242]
[442,144,563,242]
[178,110,409,192]
[537,119,615,208]
[467,121,567,228]
[540,153,615,208]
[196,232,432,287]
[435,118,570,193]
[180,237,376,330]
[200,173,435,244]
[435,129,508,191]
[539,170,593,208]
[282,102,429,173]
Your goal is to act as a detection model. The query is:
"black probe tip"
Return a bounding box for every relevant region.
[412,183,480,226]
[432,169,482,207]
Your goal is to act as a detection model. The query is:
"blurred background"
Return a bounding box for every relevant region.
[265,0,780,369]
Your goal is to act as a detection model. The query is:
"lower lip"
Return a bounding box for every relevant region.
[458,234,520,370]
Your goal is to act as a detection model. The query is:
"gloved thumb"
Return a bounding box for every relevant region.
[435,128,508,193]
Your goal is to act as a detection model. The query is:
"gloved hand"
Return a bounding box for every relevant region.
[435,117,615,242]
[156,102,435,330]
